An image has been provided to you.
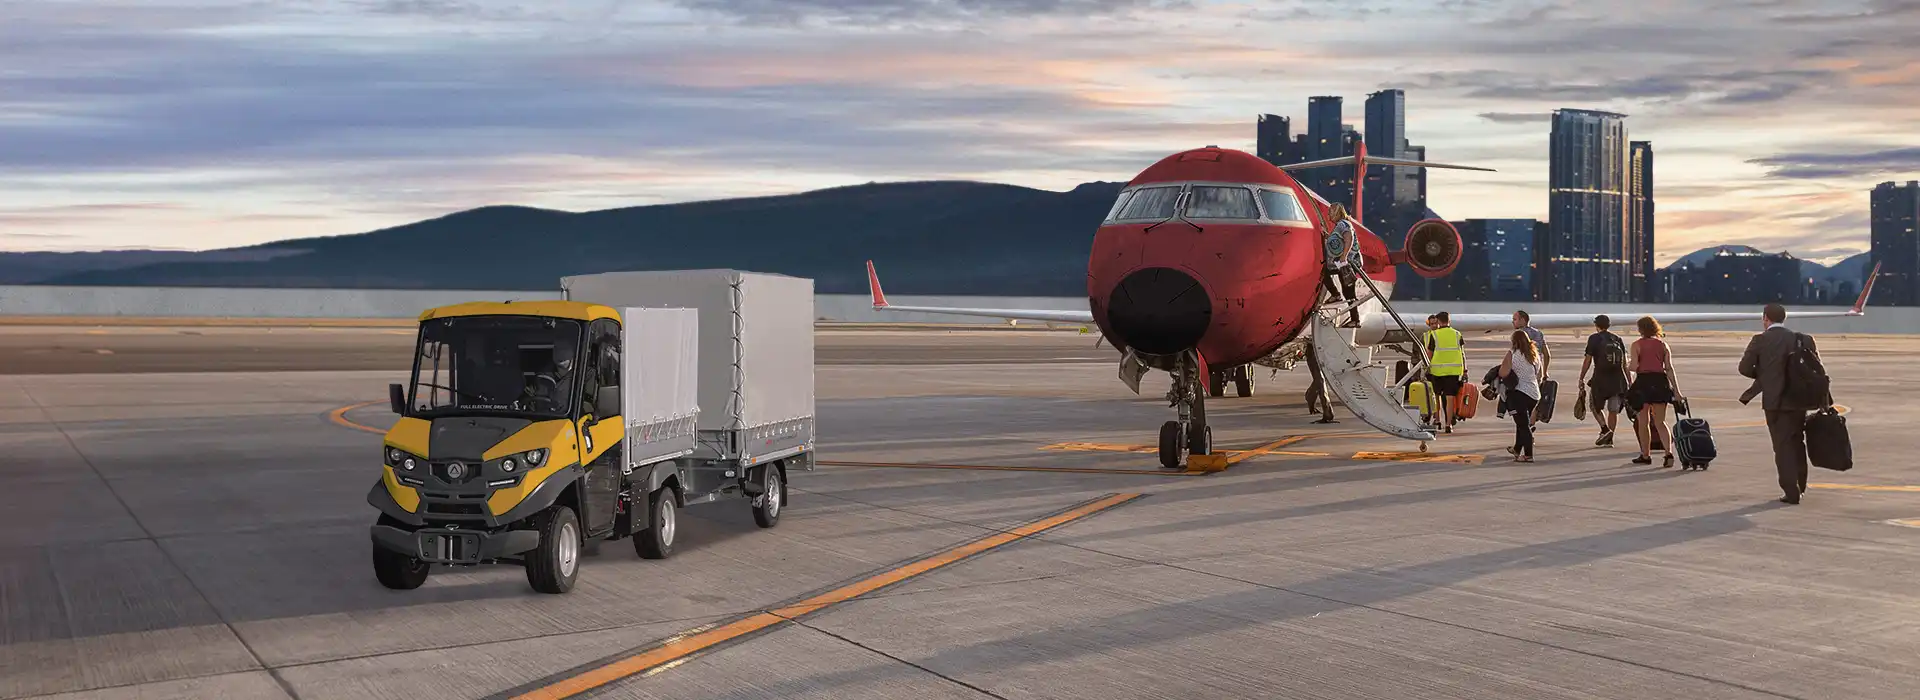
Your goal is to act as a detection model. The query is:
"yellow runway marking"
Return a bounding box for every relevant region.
[1807,484,1920,493]
[328,401,384,434]
[506,493,1144,699]
[1225,435,1315,464]
[1040,438,1329,461]
[820,460,1203,476]
[1352,450,1486,464]
[1885,519,1920,529]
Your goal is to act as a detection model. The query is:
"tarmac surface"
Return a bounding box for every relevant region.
[4,325,1920,699]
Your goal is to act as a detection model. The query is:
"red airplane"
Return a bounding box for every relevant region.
[866,142,1878,468]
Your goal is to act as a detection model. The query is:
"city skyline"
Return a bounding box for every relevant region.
[3,1,1918,266]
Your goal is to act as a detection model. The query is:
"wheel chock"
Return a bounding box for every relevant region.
[1186,454,1230,472]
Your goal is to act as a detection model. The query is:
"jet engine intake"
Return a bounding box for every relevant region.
[1396,219,1463,279]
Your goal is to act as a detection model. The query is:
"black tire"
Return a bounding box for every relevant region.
[372,543,430,590]
[1158,421,1186,469]
[1188,424,1212,455]
[1207,372,1225,398]
[525,505,581,594]
[752,465,783,529]
[1234,370,1253,398]
[634,487,677,560]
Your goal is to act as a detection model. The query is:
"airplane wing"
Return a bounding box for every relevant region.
[1418,262,1881,335]
[862,260,1096,324]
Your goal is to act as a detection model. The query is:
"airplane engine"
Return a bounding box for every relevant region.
[1398,219,1463,279]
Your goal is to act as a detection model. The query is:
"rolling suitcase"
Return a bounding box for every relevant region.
[1804,406,1852,471]
[1535,379,1559,423]
[1406,381,1438,417]
[1672,404,1716,471]
[1455,383,1479,419]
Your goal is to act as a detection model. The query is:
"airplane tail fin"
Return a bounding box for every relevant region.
[1851,261,1882,315]
[865,259,889,308]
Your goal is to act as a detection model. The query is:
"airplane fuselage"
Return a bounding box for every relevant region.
[1085,147,1396,371]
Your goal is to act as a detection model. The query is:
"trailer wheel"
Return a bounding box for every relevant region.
[525,505,581,594]
[752,465,783,529]
[634,487,676,560]
[372,543,430,590]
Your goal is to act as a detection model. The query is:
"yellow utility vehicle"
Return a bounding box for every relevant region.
[368,270,816,593]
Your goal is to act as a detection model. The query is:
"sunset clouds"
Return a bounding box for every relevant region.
[3,0,1917,263]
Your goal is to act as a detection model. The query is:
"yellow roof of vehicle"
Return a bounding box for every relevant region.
[418,300,620,323]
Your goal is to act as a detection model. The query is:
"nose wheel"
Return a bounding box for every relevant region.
[1157,351,1212,469]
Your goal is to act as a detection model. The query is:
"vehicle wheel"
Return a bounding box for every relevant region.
[752,465,783,529]
[525,505,581,594]
[1207,372,1225,398]
[1158,421,1187,469]
[1188,424,1212,455]
[1235,369,1253,398]
[372,543,430,590]
[634,487,676,560]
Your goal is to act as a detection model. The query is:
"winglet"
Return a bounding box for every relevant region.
[1850,261,1881,315]
[866,259,889,308]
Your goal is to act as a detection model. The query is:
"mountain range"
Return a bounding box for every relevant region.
[0,181,1875,296]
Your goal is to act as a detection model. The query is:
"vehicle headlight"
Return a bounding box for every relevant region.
[499,448,547,475]
[386,447,421,471]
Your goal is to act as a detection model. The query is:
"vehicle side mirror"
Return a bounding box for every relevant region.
[388,383,406,415]
[595,385,620,419]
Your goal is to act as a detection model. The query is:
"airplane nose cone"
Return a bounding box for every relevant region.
[1105,267,1210,356]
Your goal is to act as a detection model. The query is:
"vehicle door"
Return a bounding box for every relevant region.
[578,318,624,537]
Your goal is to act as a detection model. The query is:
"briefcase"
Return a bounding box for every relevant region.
[1805,407,1852,472]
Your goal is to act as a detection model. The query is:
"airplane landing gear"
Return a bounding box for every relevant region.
[1159,352,1212,469]
[1207,366,1255,398]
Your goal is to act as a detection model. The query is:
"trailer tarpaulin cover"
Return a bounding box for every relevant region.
[562,269,815,432]
[622,307,700,457]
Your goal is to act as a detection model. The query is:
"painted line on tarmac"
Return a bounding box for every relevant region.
[1808,484,1920,493]
[820,459,1205,477]
[1040,440,1329,459]
[1351,450,1486,464]
[328,400,385,434]
[495,493,1145,700]
[1884,519,1920,529]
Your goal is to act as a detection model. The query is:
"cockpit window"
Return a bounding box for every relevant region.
[1259,189,1309,223]
[1117,186,1181,219]
[1186,186,1260,219]
[1104,190,1134,221]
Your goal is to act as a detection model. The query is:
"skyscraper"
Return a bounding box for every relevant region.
[1628,141,1655,302]
[1543,108,1633,302]
[1363,90,1409,241]
[1870,180,1920,306]
[1453,219,1541,302]
[1255,114,1297,167]
[1301,96,1348,206]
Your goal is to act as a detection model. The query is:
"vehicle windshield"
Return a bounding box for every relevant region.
[1117,186,1181,219]
[408,315,585,420]
[1186,186,1260,219]
[1259,188,1309,223]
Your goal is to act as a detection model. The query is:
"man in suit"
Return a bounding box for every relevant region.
[1739,303,1820,504]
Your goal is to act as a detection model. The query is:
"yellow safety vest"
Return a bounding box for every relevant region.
[1428,326,1465,376]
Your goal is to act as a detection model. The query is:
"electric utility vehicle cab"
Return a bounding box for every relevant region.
[368,300,631,593]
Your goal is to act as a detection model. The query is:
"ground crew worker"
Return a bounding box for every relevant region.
[1425,311,1466,434]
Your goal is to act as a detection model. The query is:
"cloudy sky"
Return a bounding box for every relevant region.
[3,0,1917,264]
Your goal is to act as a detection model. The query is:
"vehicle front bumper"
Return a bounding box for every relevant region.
[371,523,540,565]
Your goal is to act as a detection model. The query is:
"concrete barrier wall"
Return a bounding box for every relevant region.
[2,284,1913,334]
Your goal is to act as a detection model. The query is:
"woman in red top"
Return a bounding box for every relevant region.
[1628,315,1682,467]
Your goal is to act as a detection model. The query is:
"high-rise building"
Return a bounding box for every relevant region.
[1628,141,1655,302]
[1255,114,1298,167]
[1870,180,1919,306]
[1701,248,1803,304]
[1362,90,1410,240]
[1542,108,1633,302]
[1451,219,1541,301]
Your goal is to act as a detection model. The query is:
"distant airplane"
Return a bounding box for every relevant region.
[866,143,1880,468]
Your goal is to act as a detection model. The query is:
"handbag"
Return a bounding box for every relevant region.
[1574,386,1588,421]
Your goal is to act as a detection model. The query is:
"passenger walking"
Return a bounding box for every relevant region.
[1425,312,1466,434]
[1579,314,1630,447]
[1499,329,1543,462]
[1303,344,1336,424]
[1513,310,1550,426]
[1628,316,1683,467]
[1738,303,1825,504]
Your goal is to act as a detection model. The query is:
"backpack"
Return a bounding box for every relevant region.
[1784,332,1831,408]
[1595,333,1626,373]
